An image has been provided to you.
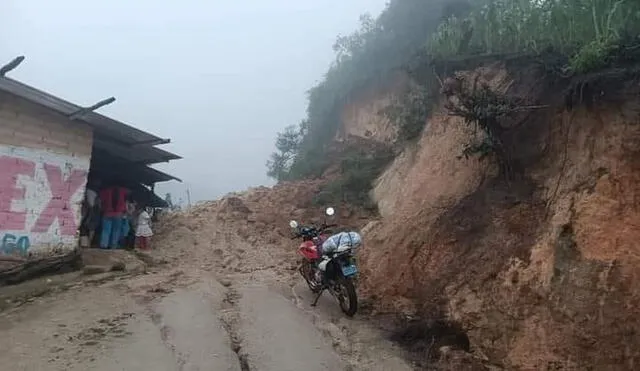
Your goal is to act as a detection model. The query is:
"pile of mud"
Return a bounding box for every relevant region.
[159,180,371,250]
[152,179,373,289]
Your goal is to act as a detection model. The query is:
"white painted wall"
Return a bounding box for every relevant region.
[0,145,90,257]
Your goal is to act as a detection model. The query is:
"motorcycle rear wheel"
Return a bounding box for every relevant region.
[335,277,358,317]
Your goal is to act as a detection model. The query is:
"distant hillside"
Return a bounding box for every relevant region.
[266,0,640,210]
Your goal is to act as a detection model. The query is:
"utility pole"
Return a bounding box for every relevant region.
[186,187,192,208]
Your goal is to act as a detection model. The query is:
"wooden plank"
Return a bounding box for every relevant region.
[0,248,82,286]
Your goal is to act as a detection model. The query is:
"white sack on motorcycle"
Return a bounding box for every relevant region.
[321,232,362,254]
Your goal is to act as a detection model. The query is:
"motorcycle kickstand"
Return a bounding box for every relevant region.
[311,288,325,307]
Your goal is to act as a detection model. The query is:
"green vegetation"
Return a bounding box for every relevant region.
[313,147,395,209]
[380,84,435,143]
[267,0,640,206]
[429,0,640,174]
[428,0,640,73]
[445,82,524,177]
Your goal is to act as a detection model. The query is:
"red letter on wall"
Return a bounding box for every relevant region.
[0,156,36,230]
[32,164,87,236]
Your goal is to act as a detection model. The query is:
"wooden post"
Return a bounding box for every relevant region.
[0,56,25,76]
[68,97,116,120]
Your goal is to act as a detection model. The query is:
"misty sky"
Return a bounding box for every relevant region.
[1,0,387,204]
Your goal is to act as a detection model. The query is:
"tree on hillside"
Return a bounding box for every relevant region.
[332,13,379,62]
[266,0,468,182]
[165,193,174,209]
[266,122,305,180]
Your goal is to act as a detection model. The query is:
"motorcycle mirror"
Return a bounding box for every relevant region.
[289,220,298,228]
[325,207,335,216]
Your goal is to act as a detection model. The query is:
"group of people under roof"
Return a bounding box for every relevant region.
[79,177,154,251]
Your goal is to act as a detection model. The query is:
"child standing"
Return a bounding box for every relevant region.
[135,206,153,250]
[120,198,136,248]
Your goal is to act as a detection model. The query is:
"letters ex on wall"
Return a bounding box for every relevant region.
[0,145,89,256]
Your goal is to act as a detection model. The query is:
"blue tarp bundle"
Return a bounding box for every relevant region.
[322,231,362,253]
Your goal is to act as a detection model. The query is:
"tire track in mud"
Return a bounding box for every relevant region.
[288,282,414,371]
[140,273,249,371]
[289,283,358,367]
[148,310,188,370]
[130,272,190,370]
[210,228,343,369]
[213,229,252,370]
[218,284,251,371]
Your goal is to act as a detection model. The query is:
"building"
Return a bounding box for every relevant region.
[0,72,181,260]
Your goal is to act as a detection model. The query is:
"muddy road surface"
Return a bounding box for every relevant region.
[0,221,412,370]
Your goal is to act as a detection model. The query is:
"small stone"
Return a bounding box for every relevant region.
[83,265,109,275]
[110,261,126,272]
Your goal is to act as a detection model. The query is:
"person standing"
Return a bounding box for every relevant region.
[120,197,136,248]
[80,180,100,247]
[99,183,130,249]
[135,206,153,250]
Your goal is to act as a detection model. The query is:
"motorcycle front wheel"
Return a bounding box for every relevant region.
[300,261,322,293]
[334,276,358,317]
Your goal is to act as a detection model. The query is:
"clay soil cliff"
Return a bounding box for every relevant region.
[357,60,640,369]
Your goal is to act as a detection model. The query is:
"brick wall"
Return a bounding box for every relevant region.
[0,91,93,257]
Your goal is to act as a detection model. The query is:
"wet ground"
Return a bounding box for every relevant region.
[0,222,412,370]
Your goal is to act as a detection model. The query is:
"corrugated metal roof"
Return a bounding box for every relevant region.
[0,76,164,145]
[0,75,182,181]
[93,137,181,165]
[91,148,182,185]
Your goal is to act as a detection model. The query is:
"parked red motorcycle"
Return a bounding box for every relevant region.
[289,207,361,317]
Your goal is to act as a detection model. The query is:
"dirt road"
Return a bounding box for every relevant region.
[0,218,412,370]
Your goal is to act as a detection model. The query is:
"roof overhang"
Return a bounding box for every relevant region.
[91,148,182,186]
[0,76,182,182]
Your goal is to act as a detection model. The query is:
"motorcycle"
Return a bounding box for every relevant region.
[289,207,360,317]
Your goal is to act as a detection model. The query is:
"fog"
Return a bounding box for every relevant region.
[1,0,387,205]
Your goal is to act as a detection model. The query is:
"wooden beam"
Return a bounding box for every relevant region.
[0,56,25,76]
[68,97,116,120]
[131,138,171,147]
[128,156,175,165]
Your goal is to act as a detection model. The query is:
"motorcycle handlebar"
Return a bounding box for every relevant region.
[290,223,338,240]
